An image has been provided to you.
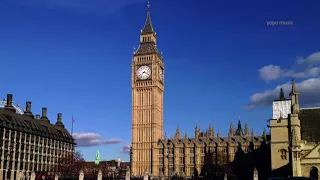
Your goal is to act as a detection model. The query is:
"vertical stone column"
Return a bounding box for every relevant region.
[164,148,168,176]
[174,145,179,175]
[195,145,201,176]
[184,146,189,177]
[253,168,258,180]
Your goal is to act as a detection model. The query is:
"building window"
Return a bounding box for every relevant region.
[190,148,194,154]
[159,168,164,175]
[169,148,174,154]
[190,167,194,176]
[169,157,174,164]
[159,157,164,164]
[200,147,205,153]
[280,149,287,160]
[201,156,204,164]
[179,148,184,154]
[180,167,184,173]
[159,149,164,154]
[179,157,184,164]
[190,157,194,164]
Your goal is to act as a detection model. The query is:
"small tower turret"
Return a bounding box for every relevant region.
[175,126,180,139]
[244,122,249,137]
[235,120,243,136]
[263,127,267,141]
[208,124,214,138]
[279,87,285,100]
[195,125,200,139]
[251,129,255,141]
[290,78,300,114]
[228,122,235,137]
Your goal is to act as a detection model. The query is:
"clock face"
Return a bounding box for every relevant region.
[159,69,164,82]
[136,65,151,80]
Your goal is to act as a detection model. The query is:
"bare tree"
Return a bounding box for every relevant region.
[57,151,85,178]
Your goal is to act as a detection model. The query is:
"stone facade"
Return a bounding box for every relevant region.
[131,3,320,179]
[131,2,164,177]
[269,79,320,179]
[0,94,75,180]
[155,122,268,178]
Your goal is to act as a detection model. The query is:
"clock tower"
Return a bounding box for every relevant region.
[131,2,164,177]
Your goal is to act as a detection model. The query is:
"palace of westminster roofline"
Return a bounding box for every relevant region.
[157,120,269,145]
[0,93,74,144]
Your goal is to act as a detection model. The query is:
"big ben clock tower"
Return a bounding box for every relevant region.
[131,2,164,177]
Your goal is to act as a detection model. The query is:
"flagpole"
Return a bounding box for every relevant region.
[71,116,74,135]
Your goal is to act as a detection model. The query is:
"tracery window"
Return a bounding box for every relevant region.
[280,149,287,160]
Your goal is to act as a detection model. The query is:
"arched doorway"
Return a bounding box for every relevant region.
[310,167,318,179]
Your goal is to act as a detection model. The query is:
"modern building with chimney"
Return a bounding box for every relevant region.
[0,94,75,180]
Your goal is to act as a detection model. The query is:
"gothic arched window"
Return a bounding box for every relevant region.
[280,149,287,160]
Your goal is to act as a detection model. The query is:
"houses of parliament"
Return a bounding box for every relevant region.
[131,3,320,179]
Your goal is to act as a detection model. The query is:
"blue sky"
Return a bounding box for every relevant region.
[0,0,320,162]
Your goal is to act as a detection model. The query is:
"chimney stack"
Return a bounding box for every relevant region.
[57,113,62,122]
[41,107,47,118]
[23,101,34,119]
[40,107,50,123]
[4,94,16,113]
[35,114,41,120]
[55,113,64,127]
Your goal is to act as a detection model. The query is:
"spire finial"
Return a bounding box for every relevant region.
[147,1,150,11]
[251,128,255,141]
[290,77,299,95]
[141,1,154,35]
[279,87,285,100]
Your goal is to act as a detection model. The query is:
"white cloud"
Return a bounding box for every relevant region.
[120,144,131,153]
[72,133,122,147]
[246,77,320,110]
[259,65,282,81]
[259,52,320,82]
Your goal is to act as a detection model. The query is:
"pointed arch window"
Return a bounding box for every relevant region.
[280,149,287,160]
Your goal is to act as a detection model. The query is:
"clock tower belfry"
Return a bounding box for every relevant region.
[131,2,164,177]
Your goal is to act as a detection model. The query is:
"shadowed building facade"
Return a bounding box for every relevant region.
[0,94,75,180]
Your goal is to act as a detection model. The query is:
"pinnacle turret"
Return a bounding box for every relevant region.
[141,1,155,35]
[235,120,243,136]
[279,87,285,100]
[251,129,255,141]
[290,78,300,114]
[175,126,180,139]
[244,122,249,137]
[229,123,235,137]
[263,127,267,140]
[208,124,214,137]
